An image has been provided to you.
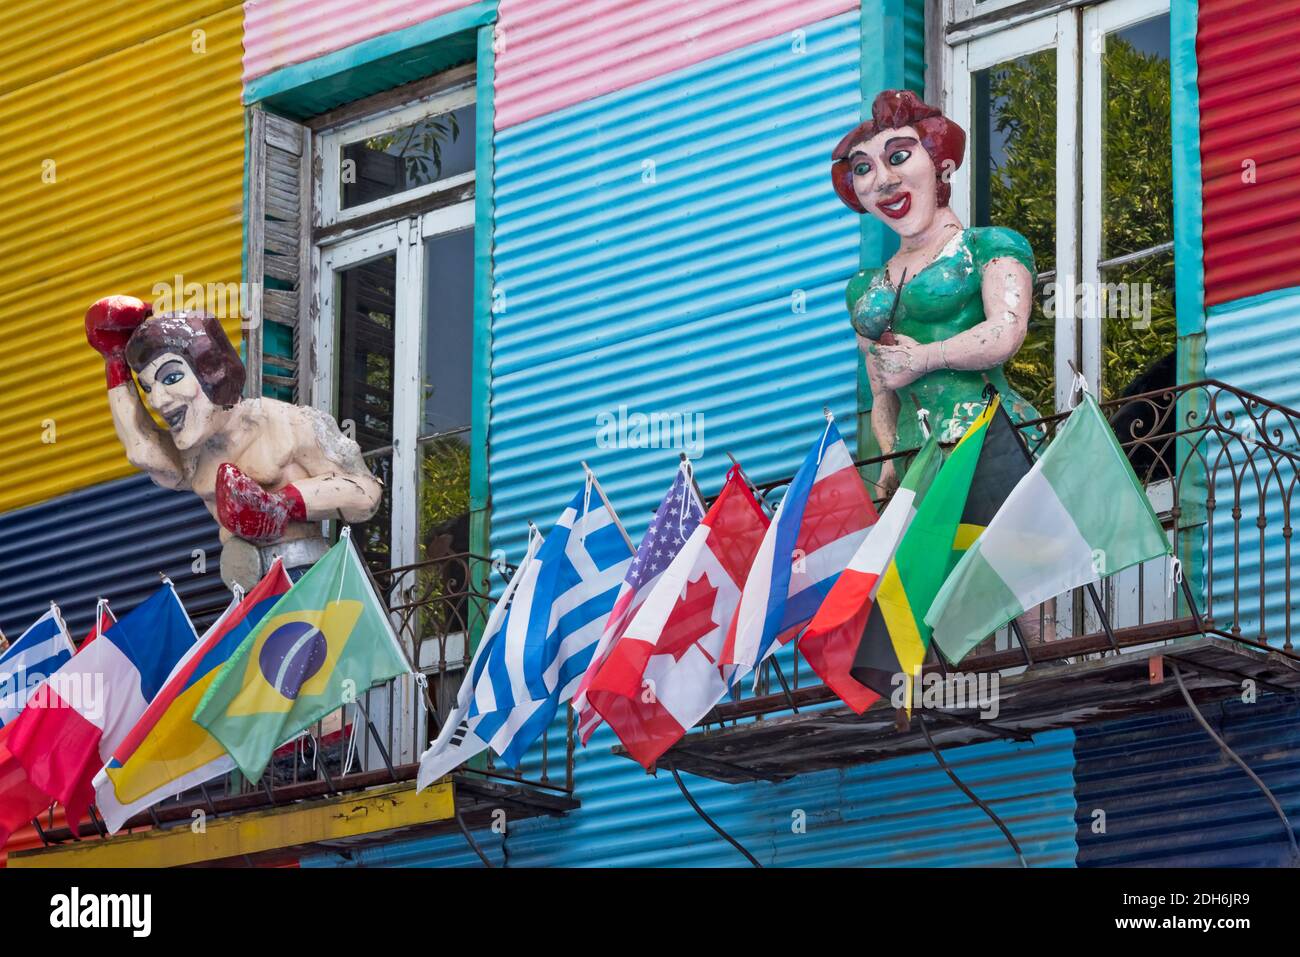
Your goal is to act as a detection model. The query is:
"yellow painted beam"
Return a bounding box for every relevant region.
[8,780,454,868]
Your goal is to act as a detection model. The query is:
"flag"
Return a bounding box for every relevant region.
[0,724,52,849]
[93,562,293,833]
[0,605,76,727]
[572,462,705,744]
[7,584,197,828]
[799,432,944,712]
[417,474,634,789]
[721,418,878,686]
[850,395,1032,706]
[194,532,410,782]
[586,466,769,770]
[928,391,1171,663]
[78,601,117,648]
[417,532,541,790]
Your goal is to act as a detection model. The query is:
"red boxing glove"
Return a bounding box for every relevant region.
[85,295,152,389]
[215,463,308,545]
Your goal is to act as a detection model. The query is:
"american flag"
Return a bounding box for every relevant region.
[572,462,705,743]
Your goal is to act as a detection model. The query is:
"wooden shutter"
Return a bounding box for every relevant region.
[247,107,311,401]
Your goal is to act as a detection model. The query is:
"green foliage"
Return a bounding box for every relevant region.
[983,36,1175,407]
[419,436,472,544]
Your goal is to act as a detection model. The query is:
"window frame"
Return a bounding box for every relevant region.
[942,0,1172,409]
[313,81,477,231]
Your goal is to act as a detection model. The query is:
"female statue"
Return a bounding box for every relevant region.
[85,295,382,588]
[831,90,1041,489]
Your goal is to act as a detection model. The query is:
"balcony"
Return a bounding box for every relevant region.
[8,552,578,868]
[626,380,1300,785]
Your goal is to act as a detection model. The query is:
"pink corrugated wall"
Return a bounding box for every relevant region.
[243,0,860,128]
[242,0,476,82]
[491,0,859,128]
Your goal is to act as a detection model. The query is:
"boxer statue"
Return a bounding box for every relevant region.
[85,295,382,590]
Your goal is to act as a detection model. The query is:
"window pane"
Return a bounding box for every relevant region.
[336,253,397,570]
[341,102,476,209]
[336,254,396,453]
[357,450,394,573]
[422,227,474,436]
[1101,248,1176,401]
[973,48,1057,414]
[1099,13,1174,398]
[416,435,473,639]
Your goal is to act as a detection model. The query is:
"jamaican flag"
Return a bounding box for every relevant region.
[850,394,1033,705]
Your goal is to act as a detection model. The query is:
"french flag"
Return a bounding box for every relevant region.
[0,603,114,848]
[585,466,769,770]
[721,416,878,688]
[0,605,76,727]
[7,583,197,828]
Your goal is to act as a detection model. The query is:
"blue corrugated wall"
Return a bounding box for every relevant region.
[1075,694,1300,867]
[304,7,1083,869]
[0,474,228,638]
[1203,285,1300,647]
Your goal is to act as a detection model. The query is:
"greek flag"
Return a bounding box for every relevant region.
[0,604,76,726]
[417,473,633,790]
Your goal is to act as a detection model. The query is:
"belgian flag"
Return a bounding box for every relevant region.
[850,394,1033,704]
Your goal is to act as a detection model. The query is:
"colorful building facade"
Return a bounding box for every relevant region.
[3,0,1300,866]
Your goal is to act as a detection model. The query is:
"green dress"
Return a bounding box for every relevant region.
[846,226,1041,453]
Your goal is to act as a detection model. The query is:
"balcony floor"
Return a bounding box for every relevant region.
[640,630,1300,785]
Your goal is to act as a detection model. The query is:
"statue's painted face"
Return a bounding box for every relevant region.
[138,351,220,451]
[847,124,940,238]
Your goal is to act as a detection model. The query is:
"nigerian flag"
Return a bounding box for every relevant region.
[850,395,1030,705]
[193,531,410,781]
[927,392,1171,664]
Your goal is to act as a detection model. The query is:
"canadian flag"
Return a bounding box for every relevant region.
[585,467,769,770]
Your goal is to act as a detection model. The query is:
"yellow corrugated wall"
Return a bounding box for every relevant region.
[0,1,245,515]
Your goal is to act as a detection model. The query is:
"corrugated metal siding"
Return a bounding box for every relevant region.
[1197,0,1300,307]
[241,0,476,82]
[0,3,245,516]
[0,475,228,641]
[300,6,1081,870]
[493,0,859,130]
[303,727,1078,867]
[489,11,865,566]
[1074,694,1300,866]
[1203,286,1300,646]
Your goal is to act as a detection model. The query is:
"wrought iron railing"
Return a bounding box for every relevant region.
[32,548,571,846]
[707,378,1300,724]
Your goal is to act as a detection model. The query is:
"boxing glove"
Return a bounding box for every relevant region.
[85,295,152,389]
[215,463,307,545]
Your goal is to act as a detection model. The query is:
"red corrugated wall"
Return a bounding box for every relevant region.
[1198,0,1300,307]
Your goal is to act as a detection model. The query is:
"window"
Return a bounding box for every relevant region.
[312,77,478,579]
[944,0,1174,410]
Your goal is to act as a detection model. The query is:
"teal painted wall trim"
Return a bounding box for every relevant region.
[855,0,927,457]
[468,22,496,649]
[1170,1,1208,606]
[243,0,497,118]
[1170,0,1205,342]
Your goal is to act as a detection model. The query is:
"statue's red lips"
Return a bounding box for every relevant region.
[877,191,912,220]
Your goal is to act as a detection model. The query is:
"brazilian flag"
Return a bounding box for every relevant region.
[850,395,1032,705]
[193,532,410,781]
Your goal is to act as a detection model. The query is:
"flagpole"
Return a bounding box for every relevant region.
[580,461,635,555]
[725,452,772,515]
[345,526,446,737]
